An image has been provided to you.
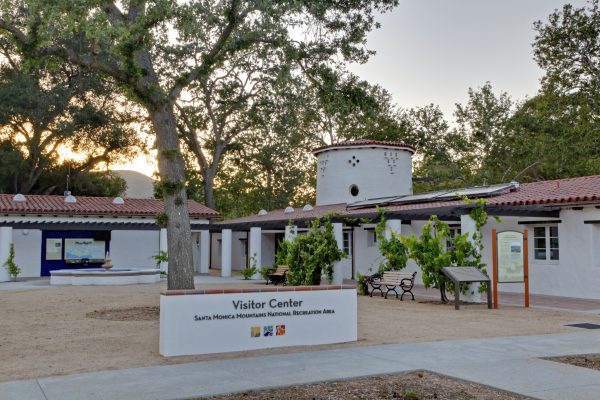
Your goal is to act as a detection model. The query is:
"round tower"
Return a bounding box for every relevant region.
[313,140,415,206]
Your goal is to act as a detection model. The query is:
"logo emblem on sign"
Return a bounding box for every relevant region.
[263,325,274,336]
[276,325,286,336]
[250,326,261,337]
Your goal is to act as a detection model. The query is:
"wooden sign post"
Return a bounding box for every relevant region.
[491,229,529,309]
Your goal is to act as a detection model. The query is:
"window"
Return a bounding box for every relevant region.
[446,227,461,251]
[533,226,559,261]
[366,230,377,247]
[343,232,352,256]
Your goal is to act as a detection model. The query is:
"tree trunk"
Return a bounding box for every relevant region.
[203,168,216,210]
[440,282,449,303]
[150,104,195,290]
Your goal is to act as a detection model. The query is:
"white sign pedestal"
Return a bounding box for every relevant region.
[160,285,357,357]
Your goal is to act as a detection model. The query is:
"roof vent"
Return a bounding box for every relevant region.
[64,194,77,204]
[257,209,268,216]
[112,197,125,205]
[302,204,314,211]
[284,206,294,214]
[12,193,26,202]
[510,181,520,189]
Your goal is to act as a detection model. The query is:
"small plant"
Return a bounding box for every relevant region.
[241,253,259,280]
[241,265,258,280]
[4,244,21,281]
[357,272,368,296]
[260,266,274,281]
[403,388,420,400]
[152,250,168,269]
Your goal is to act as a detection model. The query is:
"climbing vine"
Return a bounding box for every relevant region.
[276,215,345,286]
[374,209,409,272]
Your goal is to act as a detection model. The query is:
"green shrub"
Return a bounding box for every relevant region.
[241,265,257,280]
[375,210,409,272]
[276,215,345,286]
[357,272,368,296]
[260,266,273,281]
[152,250,168,269]
[241,253,259,280]
[3,244,21,280]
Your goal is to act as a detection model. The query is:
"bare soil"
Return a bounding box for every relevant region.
[2,281,600,382]
[201,371,533,400]
[549,354,600,371]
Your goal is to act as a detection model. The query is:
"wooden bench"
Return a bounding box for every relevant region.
[369,271,417,300]
[267,266,288,285]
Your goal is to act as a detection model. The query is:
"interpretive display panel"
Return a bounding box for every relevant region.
[160,287,357,357]
[497,231,524,283]
[64,238,105,262]
[45,238,63,260]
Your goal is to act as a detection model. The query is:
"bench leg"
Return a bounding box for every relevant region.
[385,286,398,299]
[400,289,415,301]
[370,285,383,297]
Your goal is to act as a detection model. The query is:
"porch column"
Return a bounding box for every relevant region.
[332,222,344,284]
[0,226,12,282]
[284,225,297,241]
[221,229,232,277]
[159,228,168,273]
[199,230,210,274]
[385,219,402,239]
[460,214,482,303]
[249,227,262,279]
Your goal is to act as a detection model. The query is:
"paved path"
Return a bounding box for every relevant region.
[3,331,600,400]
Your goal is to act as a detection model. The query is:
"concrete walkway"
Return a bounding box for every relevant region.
[3,331,600,400]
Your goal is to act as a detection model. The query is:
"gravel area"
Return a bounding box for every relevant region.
[2,281,600,382]
[549,354,600,371]
[201,371,533,400]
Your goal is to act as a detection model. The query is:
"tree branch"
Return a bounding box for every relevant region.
[167,0,247,102]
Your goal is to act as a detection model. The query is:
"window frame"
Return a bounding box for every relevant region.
[532,225,559,263]
[343,231,352,257]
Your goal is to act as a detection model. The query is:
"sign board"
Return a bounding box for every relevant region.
[497,231,524,283]
[441,267,492,310]
[441,266,490,283]
[64,239,105,261]
[45,238,63,260]
[160,288,357,357]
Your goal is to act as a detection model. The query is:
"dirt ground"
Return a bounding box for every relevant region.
[549,354,600,371]
[201,371,534,400]
[2,281,600,382]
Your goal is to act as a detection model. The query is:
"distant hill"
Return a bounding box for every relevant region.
[114,170,155,199]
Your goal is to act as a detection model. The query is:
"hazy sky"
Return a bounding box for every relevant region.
[348,0,587,119]
[117,0,587,176]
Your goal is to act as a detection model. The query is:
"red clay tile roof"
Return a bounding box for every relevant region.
[487,175,600,206]
[0,194,219,218]
[217,175,600,226]
[313,140,416,154]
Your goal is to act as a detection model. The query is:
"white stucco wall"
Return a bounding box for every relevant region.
[110,230,160,269]
[211,231,248,271]
[482,207,600,299]
[315,146,414,206]
[13,229,42,277]
[261,234,276,268]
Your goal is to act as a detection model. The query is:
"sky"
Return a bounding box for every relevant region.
[115,0,587,177]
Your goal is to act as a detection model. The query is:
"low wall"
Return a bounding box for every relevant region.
[160,285,357,357]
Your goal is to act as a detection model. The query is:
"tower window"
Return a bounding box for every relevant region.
[349,184,359,197]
